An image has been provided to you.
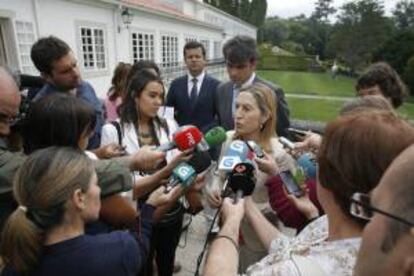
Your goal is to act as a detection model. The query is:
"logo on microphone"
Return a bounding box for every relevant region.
[177,165,192,178]
[186,133,196,146]
[234,164,247,173]
[230,140,246,153]
[219,156,242,171]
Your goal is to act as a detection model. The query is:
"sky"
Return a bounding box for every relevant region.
[266,0,398,19]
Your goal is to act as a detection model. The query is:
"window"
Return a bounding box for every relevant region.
[161,34,178,68]
[79,26,106,71]
[15,21,36,74]
[131,31,154,62]
[200,39,210,60]
[185,36,197,44]
[214,41,222,59]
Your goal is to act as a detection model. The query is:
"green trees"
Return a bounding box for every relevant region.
[203,0,268,28]
[326,0,392,72]
[393,0,414,30]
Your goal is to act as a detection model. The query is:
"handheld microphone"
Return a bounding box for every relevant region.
[218,140,249,173]
[157,126,203,152]
[228,162,255,203]
[279,137,317,180]
[164,162,197,193]
[279,136,295,150]
[188,150,212,173]
[204,126,227,148]
[297,153,317,179]
[246,140,265,158]
[189,126,227,173]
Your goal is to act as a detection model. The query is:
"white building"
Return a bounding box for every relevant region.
[0,0,256,97]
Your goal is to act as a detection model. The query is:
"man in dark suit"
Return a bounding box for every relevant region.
[216,36,290,137]
[166,41,220,133]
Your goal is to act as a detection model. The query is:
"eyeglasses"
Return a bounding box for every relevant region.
[350,192,414,227]
[0,112,18,126]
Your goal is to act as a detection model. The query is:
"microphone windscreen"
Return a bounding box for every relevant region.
[174,126,203,150]
[218,140,249,172]
[188,150,212,173]
[228,162,255,196]
[204,126,226,147]
[297,153,317,179]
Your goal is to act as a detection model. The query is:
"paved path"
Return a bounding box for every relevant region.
[175,213,211,276]
[286,93,353,101]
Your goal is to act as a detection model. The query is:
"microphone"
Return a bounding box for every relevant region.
[246,140,265,158]
[189,126,227,173]
[204,126,227,148]
[188,150,212,173]
[228,162,255,203]
[279,137,317,180]
[218,140,249,173]
[157,125,203,152]
[164,162,197,193]
[279,136,295,150]
[297,153,317,179]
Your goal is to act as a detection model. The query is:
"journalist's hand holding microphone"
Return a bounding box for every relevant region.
[254,151,280,176]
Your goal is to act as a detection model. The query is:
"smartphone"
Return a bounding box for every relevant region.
[246,141,265,158]
[279,170,304,198]
[287,128,308,137]
[279,137,295,150]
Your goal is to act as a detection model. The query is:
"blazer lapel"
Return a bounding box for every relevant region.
[224,82,234,128]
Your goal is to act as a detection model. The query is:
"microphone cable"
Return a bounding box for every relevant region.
[194,178,233,276]
[194,202,221,276]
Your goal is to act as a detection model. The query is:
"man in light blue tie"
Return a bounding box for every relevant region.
[215,36,290,137]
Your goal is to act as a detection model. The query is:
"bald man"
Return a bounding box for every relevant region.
[0,68,20,137]
[354,144,414,276]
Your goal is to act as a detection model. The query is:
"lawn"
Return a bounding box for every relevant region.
[258,70,356,97]
[257,70,414,122]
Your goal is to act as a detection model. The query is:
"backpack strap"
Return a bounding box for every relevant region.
[110,121,123,147]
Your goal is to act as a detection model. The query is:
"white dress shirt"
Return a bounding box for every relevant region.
[187,70,206,98]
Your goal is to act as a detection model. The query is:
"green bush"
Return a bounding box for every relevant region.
[403,56,414,96]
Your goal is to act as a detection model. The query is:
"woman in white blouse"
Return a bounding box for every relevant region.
[101,69,191,276]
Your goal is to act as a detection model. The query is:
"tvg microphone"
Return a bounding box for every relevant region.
[218,140,249,172]
[164,162,197,193]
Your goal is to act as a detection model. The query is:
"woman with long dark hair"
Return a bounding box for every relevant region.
[101,69,191,276]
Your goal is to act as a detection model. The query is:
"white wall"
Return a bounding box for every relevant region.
[0,0,255,98]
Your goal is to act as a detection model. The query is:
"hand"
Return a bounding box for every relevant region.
[294,132,322,152]
[146,185,182,207]
[254,151,279,175]
[164,148,194,174]
[94,143,126,159]
[284,186,319,220]
[206,188,222,208]
[131,146,166,172]
[190,174,206,192]
[220,197,244,225]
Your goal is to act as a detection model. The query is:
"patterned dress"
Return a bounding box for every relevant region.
[245,215,361,276]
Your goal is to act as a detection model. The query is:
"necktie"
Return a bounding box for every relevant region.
[232,85,240,116]
[190,78,198,109]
